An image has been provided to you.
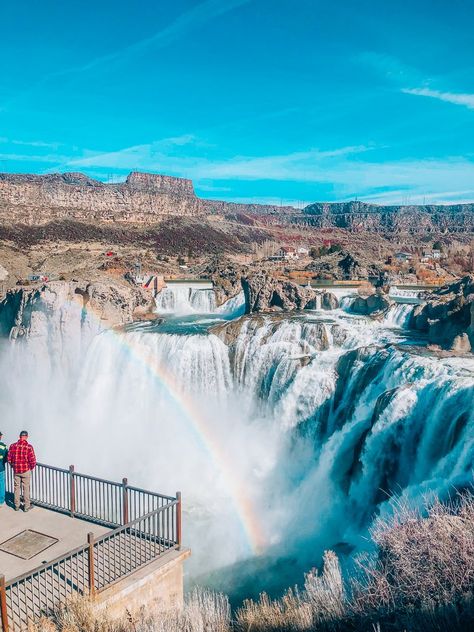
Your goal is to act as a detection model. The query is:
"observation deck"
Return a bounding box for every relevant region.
[0,463,189,631]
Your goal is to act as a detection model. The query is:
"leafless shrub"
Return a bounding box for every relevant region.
[31,497,474,632]
[352,493,474,629]
[304,551,346,623]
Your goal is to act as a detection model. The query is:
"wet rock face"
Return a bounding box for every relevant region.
[211,313,331,352]
[412,275,474,351]
[322,292,339,310]
[241,273,338,314]
[0,279,154,342]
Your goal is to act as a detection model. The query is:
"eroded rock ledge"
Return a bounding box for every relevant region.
[411,275,474,352]
[0,279,155,341]
[241,273,338,314]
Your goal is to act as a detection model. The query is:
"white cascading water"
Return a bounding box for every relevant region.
[0,286,472,600]
[155,286,217,313]
[155,283,245,317]
[340,295,415,328]
[382,303,415,328]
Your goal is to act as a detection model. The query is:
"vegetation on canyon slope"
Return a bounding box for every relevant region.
[33,494,474,632]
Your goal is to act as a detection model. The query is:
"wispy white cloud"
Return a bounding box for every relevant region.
[357,52,421,83]
[6,135,474,205]
[53,139,474,204]
[0,137,62,149]
[48,0,251,78]
[2,0,252,111]
[57,142,372,181]
[402,87,474,110]
[0,151,70,164]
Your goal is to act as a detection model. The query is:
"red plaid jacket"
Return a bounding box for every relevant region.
[8,439,37,474]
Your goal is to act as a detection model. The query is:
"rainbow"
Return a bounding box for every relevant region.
[72,292,266,555]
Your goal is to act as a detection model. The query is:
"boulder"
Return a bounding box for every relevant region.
[322,291,339,310]
[350,292,393,316]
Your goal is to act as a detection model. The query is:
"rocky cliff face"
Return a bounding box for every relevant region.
[299,201,474,233]
[0,279,154,344]
[2,170,473,233]
[0,172,201,225]
[412,275,474,352]
[241,273,338,313]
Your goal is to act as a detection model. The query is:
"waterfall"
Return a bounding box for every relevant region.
[155,285,217,313]
[339,296,356,311]
[0,295,472,598]
[155,283,245,317]
[382,303,414,328]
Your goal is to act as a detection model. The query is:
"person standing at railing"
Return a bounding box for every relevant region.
[0,431,7,508]
[8,430,37,512]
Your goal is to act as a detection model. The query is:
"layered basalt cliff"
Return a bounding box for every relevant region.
[2,170,474,233]
[299,201,474,233]
[0,172,201,224]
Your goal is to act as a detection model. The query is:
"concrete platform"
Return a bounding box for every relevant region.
[95,548,191,618]
[0,504,109,581]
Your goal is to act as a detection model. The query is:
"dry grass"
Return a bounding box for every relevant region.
[235,551,345,631]
[351,494,474,630]
[32,496,474,632]
[31,589,231,632]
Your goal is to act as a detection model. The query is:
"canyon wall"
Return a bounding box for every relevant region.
[0,172,201,224]
[299,201,474,233]
[1,171,474,233]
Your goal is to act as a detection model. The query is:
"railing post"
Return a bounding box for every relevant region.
[122,478,129,525]
[69,465,75,517]
[87,533,95,598]
[176,491,182,550]
[0,575,9,632]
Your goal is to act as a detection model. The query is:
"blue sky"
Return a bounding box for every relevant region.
[1,0,474,205]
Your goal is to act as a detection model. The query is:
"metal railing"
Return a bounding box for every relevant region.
[1,463,182,631]
[4,463,176,528]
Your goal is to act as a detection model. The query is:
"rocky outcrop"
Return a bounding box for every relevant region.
[0,172,202,225]
[3,170,473,235]
[322,292,339,310]
[306,251,383,281]
[241,273,338,313]
[350,292,393,316]
[199,260,248,306]
[211,314,331,352]
[411,275,474,351]
[299,200,474,234]
[0,279,155,342]
[125,172,195,195]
